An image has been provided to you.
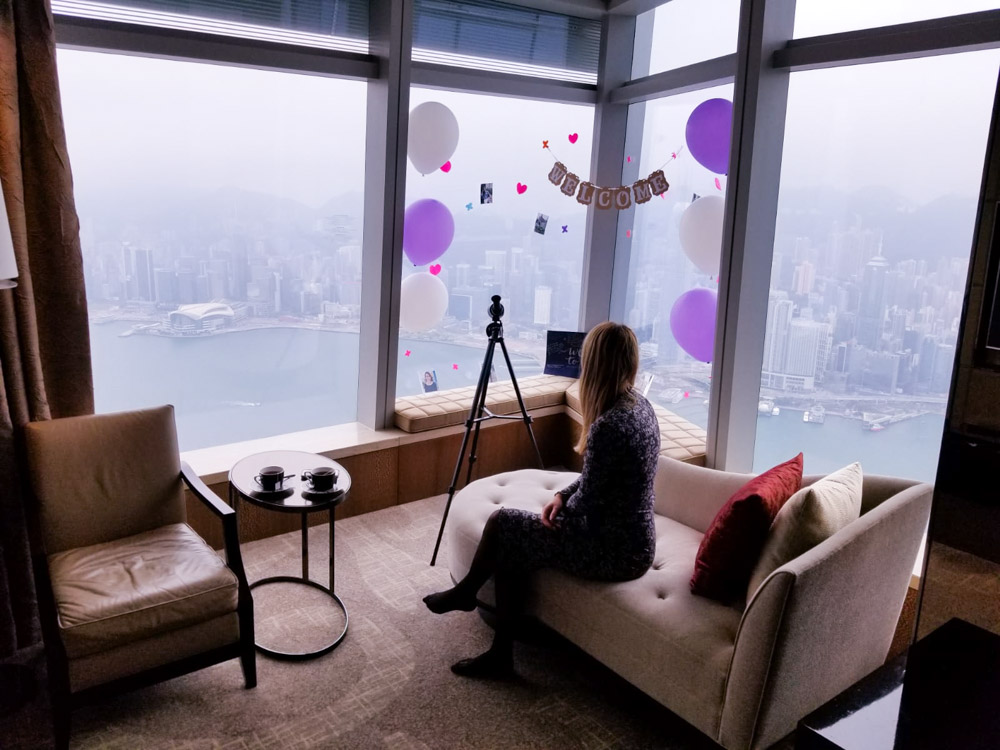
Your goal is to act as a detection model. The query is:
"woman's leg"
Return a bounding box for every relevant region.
[450,566,523,678]
[423,509,501,614]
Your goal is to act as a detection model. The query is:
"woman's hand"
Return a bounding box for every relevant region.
[541,493,564,529]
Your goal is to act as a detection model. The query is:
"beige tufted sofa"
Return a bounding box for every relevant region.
[446,457,932,750]
[395,374,709,465]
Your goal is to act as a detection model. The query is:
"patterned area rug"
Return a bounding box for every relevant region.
[70,495,732,750]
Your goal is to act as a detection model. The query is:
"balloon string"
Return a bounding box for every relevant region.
[544,144,684,181]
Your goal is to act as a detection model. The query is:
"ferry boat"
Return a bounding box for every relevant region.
[759,399,779,416]
[803,405,826,424]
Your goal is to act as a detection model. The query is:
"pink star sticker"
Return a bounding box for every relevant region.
[452,364,459,370]
[404,350,411,357]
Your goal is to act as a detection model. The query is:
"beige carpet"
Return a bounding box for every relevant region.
[69,495,734,750]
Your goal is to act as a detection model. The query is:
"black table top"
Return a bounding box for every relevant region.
[229,450,351,513]
[797,618,1000,750]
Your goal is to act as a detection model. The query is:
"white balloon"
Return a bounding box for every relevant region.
[399,272,449,332]
[408,102,460,175]
[679,195,725,275]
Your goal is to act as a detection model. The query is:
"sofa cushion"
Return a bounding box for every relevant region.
[690,453,803,604]
[747,462,863,600]
[446,469,742,738]
[48,523,239,658]
[394,374,575,432]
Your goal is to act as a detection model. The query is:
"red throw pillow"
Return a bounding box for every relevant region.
[690,453,804,603]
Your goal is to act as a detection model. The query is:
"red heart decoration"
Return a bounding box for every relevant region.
[440,161,451,173]
[568,133,579,144]
[429,264,441,276]
[516,183,527,194]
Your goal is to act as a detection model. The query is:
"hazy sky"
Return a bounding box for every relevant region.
[57,1,1000,216]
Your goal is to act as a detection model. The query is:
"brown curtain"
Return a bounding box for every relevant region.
[0,0,93,746]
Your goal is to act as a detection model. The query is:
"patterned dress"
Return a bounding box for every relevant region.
[494,389,661,582]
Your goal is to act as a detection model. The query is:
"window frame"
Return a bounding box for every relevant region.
[52,1,1000,461]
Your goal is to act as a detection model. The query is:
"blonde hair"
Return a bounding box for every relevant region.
[575,322,639,453]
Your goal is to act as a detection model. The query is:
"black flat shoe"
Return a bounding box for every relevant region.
[423,589,477,614]
[450,651,514,679]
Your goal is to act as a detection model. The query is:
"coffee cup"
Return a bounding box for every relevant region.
[302,466,337,492]
[254,465,288,492]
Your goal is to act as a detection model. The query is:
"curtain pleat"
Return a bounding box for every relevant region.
[0,0,94,746]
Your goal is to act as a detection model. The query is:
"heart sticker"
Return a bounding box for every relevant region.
[440,161,452,173]
[715,177,722,190]
[568,133,579,144]
[516,183,527,194]
[429,264,441,276]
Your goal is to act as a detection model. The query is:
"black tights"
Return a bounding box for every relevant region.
[423,510,525,670]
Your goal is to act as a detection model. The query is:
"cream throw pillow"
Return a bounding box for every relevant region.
[746,462,863,600]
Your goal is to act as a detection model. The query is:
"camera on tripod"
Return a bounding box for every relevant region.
[430,294,543,565]
[487,295,504,336]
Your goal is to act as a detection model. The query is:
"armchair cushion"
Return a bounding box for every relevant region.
[48,523,238,658]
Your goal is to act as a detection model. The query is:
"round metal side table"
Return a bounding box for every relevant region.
[229,450,351,660]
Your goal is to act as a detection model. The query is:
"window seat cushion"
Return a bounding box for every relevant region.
[394,374,707,465]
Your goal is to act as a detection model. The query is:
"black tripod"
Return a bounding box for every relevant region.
[429,295,543,566]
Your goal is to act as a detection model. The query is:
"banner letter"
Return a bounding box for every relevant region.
[561,172,580,196]
[632,179,653,204]
[648,169,670,196]
[548,162,568,185]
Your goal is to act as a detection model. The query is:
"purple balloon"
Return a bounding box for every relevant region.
[403,199,455,266]
[685,98,732,175]
[670,288,717,363]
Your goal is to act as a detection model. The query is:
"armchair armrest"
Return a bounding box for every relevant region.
[180,462,249,587]
[181,461,234,518]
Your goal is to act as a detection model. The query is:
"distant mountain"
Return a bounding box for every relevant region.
[76,185,365,251]
[776,186,980,263]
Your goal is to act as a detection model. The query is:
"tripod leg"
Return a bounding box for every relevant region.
[430,339,496,567]
[498,337,545,469]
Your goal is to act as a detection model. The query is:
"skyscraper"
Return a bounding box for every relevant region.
[785,319,829,378]
[762,292,793,373]
[857,252,890,348]
[533,285,552,326]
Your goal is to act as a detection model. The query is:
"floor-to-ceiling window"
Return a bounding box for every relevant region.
[617,0,740,428]
[751,48,1000,480]
[60,50,368,450]
[394,0,599,398]
[620,85,734,428]
[395,89,593,396]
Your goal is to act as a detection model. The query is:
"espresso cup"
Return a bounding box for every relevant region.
[302,466,337,492]
[254,465,287,492]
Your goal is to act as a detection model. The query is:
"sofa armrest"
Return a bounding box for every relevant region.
[718,482,932,750]
[653,457,753,533]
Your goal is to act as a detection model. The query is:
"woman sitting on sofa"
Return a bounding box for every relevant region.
[423,321,661,678]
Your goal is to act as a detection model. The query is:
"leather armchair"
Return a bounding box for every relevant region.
[23,405,255,748]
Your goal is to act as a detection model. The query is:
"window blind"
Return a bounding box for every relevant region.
[52,0,370,54]
[412,0,601,84]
